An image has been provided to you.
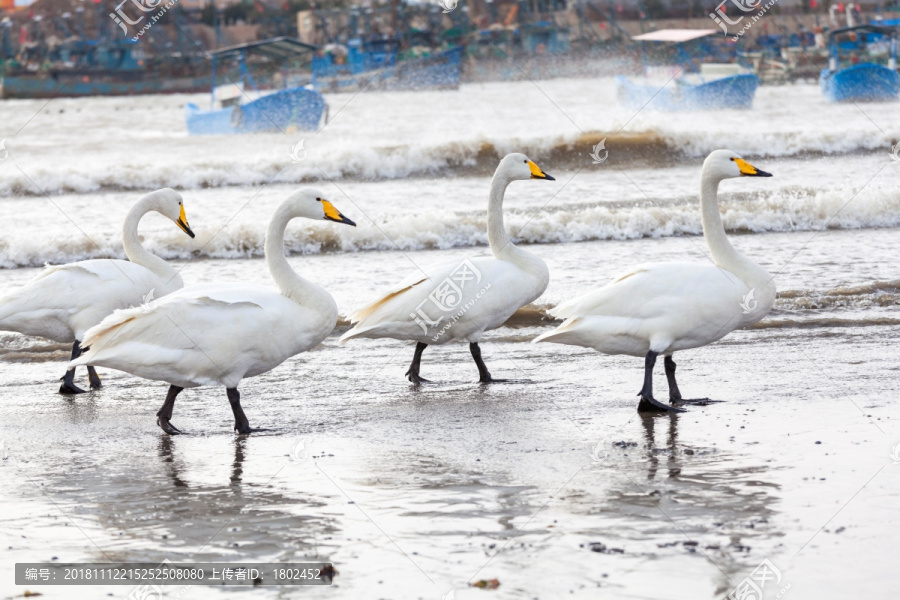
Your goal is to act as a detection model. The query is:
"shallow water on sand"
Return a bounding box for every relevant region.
[1,225,899,599]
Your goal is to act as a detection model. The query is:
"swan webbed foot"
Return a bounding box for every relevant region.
[60,342,89,395]
[672,397,722,406]
[156,385,184,435]
[405,370,431,385]
[637,392,686,413]
[405,342,429,386]
[479,376,509,384]
[87,367,102,390]
[157,417,183,435]
[234,424,268,435]
[59,380,87,395]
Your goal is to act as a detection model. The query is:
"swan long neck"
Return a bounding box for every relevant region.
[487,173,546,277]
[700,172,770,288]
[265,206,336,317]
[122,196,182,289]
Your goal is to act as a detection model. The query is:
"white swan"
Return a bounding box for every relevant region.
[70,189,356,434]
[0,188,194,394]
[533,150,775,412]
[341,153,555,383]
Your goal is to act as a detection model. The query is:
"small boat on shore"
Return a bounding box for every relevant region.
[820,24,899,102]
[185,37,327,136]
[616,29,759,111]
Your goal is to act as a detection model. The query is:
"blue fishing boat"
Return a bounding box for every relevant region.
[185,37,327,136]
[820,24,899,102]
[311,41,462,92]
[616,29,759,111]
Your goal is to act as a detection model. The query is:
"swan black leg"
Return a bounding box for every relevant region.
[664,355,715,405]
[470,342,507,383]
[59,340,87,395]
[227,388,253,434]
[405,342,431,385]
[664,355,682,402]
[87,366,102,390]
[157,385,184,435]
[638,351,685,413]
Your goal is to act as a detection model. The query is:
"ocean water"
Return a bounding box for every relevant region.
[1,78,899,599]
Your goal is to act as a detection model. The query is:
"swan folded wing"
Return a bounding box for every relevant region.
[0,260,164,340]
[346,254,497,327]
[550,262,744,320]
[533,315,647,354]
[75,295,272,387]
[343,256,543,342]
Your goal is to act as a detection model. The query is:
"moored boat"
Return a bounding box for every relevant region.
[820,24,899,102]
[616,29,759,111]
[185,37,327,136]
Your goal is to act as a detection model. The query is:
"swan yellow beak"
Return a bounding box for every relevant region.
[528,161,555,181]
[735,158,772,177]
[321,199,357,227]
[176,204,195,238]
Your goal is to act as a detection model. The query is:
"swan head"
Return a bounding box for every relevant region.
[498,153,555,182]
[703,149,772,181]
[283,188,356,226]
[146,188,195,238]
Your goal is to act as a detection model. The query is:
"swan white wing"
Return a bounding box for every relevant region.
[551,262,747,320]
[537,262,750,355]
[74,283,333,388]
[0,259,175,342]
[342,256,547,344]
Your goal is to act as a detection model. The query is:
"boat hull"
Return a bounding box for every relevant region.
[185,87,327,136]
[616,74,759,111]
[819,64,900,102]
[0,74,210,99]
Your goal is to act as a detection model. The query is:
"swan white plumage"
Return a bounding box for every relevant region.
[70,189,356,434]
[533,150,775,412]
[340,153,555,383]
[0,188,195,394]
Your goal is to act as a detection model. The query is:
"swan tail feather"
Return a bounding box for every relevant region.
[347,278,427,325]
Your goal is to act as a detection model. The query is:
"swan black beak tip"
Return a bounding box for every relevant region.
[178,220,196,238]
[327,215,356,227]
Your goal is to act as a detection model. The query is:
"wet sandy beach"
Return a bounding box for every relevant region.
[2,226,899,599]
